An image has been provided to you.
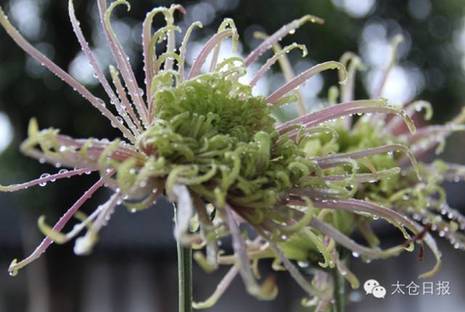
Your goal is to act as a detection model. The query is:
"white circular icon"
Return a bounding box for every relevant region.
[363,279,380,295]
[372,285,387,299]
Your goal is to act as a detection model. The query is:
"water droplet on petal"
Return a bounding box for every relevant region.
[297,261,309,268]
[39,173,50,186]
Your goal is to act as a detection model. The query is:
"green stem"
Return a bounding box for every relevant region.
[332,268,346,312]
[177,241,193,312]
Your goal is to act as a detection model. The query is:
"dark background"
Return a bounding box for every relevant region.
[0,0,464,311]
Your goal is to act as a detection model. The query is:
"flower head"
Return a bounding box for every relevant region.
[1,1,464,309]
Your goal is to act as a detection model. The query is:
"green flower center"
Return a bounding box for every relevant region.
[152,73,275,142]
[134,73,315,217]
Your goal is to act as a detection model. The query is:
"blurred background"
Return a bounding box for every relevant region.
[0,0,465,311]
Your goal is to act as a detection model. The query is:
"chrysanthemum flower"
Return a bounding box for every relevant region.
[1,1,464,309]
[319,39,465,255]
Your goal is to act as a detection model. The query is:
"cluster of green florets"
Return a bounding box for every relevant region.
[334,120,439,206]
[136,73,322,224]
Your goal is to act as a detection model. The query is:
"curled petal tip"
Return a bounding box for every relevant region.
[392,34,405,45]
[334,62,348,85]
[73,233,97,256]
[301,14,324,25]
[38,216,68,244]
[8,259,19,277]
[27,118,39,138]
[171,4,186,15]
[193,252,217,273]
[258,275,279,300]
[113,0,131,12]
[419,258,442,279]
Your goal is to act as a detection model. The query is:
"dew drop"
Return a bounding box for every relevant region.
[96,99,106,107]
[297,261,309,268]
[39,173,50,186]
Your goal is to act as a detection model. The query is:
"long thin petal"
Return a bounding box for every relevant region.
[193,265,239,309]
[142,8,168,91]
[179,22,203,82]
[385,100,432,135]
[142,5,185,88]
[314,144,420,179]
[250,43,307,87]
[98,0,149,126]
[8,174,110,276]
[373,35,403,98]
[0,168,94,192]
[277,99,416,134]
[188,30,234,79]
[254,32,308,116]
[170,184,194,242]
[68,0,138,137]
[313,198,442,278]
[20,133,138,169]
[268,241,325,298]
[267,61,347,105]
[244,15,323,66]
[310,218,404,260]
[209,18,238,72]
[73,193,120,255]
[0,6,135,142]
[224,205,262,297]
[164,5,186,71]
[108,65,143,133]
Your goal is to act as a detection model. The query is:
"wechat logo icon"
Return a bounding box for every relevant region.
[364,279,386,299]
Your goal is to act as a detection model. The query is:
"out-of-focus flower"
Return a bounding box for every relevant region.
[0,1,463,310]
